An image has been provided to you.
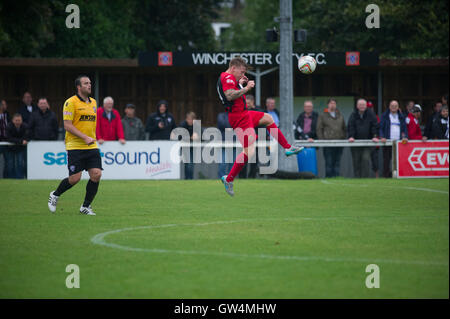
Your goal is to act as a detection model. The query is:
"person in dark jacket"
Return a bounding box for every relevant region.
[0,99,10,141]
[295,100,318,141]
[146,100,176,140]
[379,100,408,178]
[18,92,38,124]
[347,98,379,178]
[28,97,59,140]
[0,99,11,178]
[178,111,199,180]
[403,100,415,117]
[424,101,442,139]
[431,105,449,139]
[5,114,30,178]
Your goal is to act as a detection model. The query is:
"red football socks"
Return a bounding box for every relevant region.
[267,123,291,149]
[226,153,248,183]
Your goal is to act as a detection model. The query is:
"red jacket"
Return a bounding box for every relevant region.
[96,107,125,141]
[406,113,422,140]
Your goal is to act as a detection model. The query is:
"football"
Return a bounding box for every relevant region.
[298,55,317,74]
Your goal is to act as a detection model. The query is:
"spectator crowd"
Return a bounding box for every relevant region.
[0,91,448,179]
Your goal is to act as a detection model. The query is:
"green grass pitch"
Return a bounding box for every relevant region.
[0,178,448,298]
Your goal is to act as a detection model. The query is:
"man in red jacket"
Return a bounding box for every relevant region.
[96,96,125,144]
[406,104,426,141]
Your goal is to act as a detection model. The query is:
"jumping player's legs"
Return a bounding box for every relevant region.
[257,113,291,149]
[225,112,259,183]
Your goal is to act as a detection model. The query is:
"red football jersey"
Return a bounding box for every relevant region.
[217,72,247,113]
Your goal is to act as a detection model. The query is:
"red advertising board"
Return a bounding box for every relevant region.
[396,140,449,178]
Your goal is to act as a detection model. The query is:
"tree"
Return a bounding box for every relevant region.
[0,1,54,57]
[0,0,221,58]
[221,0,449,58]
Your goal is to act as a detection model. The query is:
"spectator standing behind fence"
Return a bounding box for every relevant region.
[403,100,415,117]
[0,99,10,140]
[18,92,38,124]
[122,103,145,140]
[347,98,379,178]
[146,100,176,140]
[424,101,442,139]
[367,101,381,178]
[380,100,408,178]
[265,97,280,127]
[96,97,125,144]
[442,94,448,108]
[431,105,449,139]
[0,99,10,178]
[178,111,199,180]
[316,98,346,178]
[406,104,426,141]
[28,97,59,140]
[5,114,29,179]
[295,100,318,141]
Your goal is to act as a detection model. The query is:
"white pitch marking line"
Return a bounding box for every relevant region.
[320,179,449,194]
[91,218,448,267]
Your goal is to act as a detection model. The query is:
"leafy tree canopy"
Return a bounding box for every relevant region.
[0,0,220,58]
[220,0,449,58]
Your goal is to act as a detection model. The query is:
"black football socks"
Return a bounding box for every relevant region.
[82,179,99,208]
[54,178,74,196]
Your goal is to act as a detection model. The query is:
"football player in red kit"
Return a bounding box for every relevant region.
[217,56,303,196]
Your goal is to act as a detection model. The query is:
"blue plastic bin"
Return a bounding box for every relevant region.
[297,147,318,175]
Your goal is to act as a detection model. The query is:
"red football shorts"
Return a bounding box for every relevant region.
[227,110,265,148]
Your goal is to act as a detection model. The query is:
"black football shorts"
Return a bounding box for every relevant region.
[67,149,103,176]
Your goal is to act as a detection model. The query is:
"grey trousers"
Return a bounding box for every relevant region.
[351,147,371,178]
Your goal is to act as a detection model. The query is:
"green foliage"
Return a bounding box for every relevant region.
[222,0,449,58]
[0,0,220,58]
[0,1,54,57]
[133,0,219,52]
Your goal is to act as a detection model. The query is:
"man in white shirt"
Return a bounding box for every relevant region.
[380,100,408,177]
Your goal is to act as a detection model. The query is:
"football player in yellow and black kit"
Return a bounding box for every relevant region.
[48,75,102,215]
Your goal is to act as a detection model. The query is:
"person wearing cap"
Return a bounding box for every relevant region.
[146,100,176,140]
[122,103,145,140]
[405,104,426,141]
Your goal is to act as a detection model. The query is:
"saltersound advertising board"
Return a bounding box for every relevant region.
[138,51,379,67]
[27,141,181,180]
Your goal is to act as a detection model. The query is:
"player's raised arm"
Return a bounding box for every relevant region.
[224,80,255,101]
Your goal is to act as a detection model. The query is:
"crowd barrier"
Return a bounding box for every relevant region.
[0,139,448,179]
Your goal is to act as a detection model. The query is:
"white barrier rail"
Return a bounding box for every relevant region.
[0,139,398,147]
